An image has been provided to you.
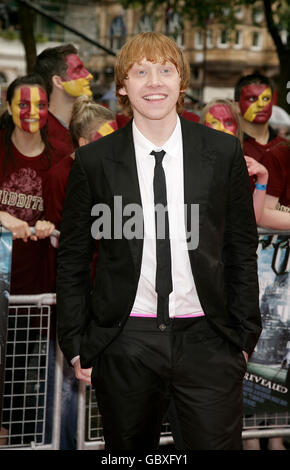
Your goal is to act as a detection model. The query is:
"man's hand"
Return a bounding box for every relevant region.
[73,357,92,385]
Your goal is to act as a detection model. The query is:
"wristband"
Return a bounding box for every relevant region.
[255,182,267,191]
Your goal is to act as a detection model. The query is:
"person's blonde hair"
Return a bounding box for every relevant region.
[115,32,190,117]
[200,98,243,143]
[69,96,115,148]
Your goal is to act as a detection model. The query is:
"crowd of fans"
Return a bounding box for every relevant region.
[0,42,289,450]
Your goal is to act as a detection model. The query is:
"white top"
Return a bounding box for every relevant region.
[130,117,204,318]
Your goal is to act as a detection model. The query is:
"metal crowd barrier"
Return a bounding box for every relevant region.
[0,293,63,450]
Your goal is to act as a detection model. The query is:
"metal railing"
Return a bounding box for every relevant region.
[0,294,63,450]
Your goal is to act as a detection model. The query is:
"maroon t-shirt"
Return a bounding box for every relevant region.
[243,130,289,194]
[0,129,63,294]
[47,111,73,160]
[243,131,286,165]
[43,155,74,229]
[261,139,290,208]
[43,154,98,290]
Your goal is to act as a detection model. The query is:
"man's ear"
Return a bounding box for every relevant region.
[52,75,65,90]
[78,136,90,147]
[7,102,12,115]
[118,86,128,97]
[234,100,241,115]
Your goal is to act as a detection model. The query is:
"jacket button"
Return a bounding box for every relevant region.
[117,322,122,328]
[159,323,167,331]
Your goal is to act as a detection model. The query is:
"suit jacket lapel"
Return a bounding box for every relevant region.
[180,116,216,250]
[102,121,144,275]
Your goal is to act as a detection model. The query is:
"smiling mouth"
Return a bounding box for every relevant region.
[143,94,167,101]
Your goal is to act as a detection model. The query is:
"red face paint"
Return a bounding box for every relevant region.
[61,54,93,97]
[205,104,238,136]
[239,84,273,123]
[11,86,48,133]
[64,54,91,81]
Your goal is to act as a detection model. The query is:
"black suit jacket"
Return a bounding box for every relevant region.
[57,117,262,368]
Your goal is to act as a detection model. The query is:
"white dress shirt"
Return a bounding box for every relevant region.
[130,117,204,318]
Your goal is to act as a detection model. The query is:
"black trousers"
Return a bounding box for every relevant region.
[91,316,246,450]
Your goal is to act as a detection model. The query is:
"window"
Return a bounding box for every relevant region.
[109,16,127,51]
[234,7,244,20]
[135,14,153,33]
[221,7,230,17]
[252,31,262,50]
[218,29,229,48]
[195,30,203,49]
[252,8,264,24]
[234,30,243,48]
[206,29,213,48]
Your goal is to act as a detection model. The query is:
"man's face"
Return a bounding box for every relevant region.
[239,83,273,123]
[11,85,48,133]
[205,104,238,136]
[119,58,182,123]
[61,54,93,97]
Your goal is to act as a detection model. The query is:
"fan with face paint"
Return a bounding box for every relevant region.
[61,54,93,98]
[239,83,273,124]
[204,104,238,136]
[201,99,242,141]
[10,85,48,134]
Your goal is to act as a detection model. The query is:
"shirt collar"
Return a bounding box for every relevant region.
[132,116,181,160]
[243,125,277,143]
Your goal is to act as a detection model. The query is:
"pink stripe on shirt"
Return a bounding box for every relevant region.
[130,312,205,318]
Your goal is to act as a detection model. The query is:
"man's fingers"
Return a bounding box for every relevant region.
[75,367,92,385]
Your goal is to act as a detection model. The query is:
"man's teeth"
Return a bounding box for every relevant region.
[144,95,165,100]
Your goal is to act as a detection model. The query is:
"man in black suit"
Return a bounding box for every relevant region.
[57,32,262,450]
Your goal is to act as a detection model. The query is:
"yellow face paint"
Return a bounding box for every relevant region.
[240,85,273,123]
[98,122,116,137]
[205,111,236,136]
[93,120,118,141]
[62,75,93,97]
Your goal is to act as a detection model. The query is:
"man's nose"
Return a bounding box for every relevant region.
[146,69,162,86]
[85,72,93,82]
[257,96,266,108]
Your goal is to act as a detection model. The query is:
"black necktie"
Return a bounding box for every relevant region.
[150,150,173,330]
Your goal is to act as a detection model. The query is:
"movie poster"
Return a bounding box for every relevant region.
[243,234,290,418]
[0,229,12,427]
